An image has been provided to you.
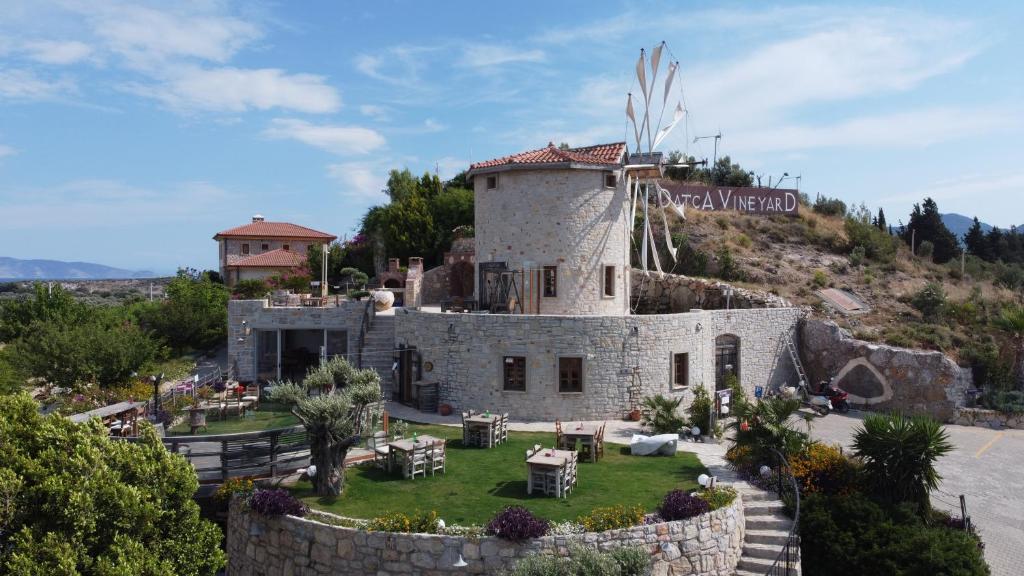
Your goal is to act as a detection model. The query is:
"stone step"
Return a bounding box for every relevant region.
[739,490,776,502]
[744,500,785,515]
[743,542,798,561]
[745,529,792,546]
[737,555,801,574]
[745,514,792,531]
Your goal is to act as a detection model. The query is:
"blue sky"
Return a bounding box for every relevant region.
[1,1,1022,273]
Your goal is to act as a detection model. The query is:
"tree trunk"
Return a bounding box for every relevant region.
[310,433,359,498]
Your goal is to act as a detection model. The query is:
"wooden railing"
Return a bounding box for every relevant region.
[157,425,310,484]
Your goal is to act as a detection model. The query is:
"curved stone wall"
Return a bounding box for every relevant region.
[631,271,792,313]
[226,498,744,576]
[474,168,630,316]
[800,319,970,421]
[396,307,802,420]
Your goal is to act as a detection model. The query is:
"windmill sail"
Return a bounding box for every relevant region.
[653,103,684,150]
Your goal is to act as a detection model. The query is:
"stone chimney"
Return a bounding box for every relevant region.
[252,214,265,222]
[387,258,400,273]
[407,257,423,278]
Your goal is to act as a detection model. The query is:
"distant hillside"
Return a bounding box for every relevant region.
[0,257,154,280]
[941,213,1021,241]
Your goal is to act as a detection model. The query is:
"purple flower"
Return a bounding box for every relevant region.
[486,506,548,541]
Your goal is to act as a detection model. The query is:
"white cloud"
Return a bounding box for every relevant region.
[0,144,14,158]
[326,162,389,200]
[21,40,92,64]
[0,68,75,99]
[264,118,386,155]
[359,104,390,120]
[459,44,545,68]
[436,156,469,179]
[128,66,341,114]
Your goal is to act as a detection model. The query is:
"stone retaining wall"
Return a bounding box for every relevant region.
[226,498,743,575]
[800,319,970,421]
[631,271,791,314]
[952,407,1024,429]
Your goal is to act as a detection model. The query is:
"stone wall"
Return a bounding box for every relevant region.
[421,238,476,305]
[800,319,970,421]
[226,498,744,576]
[474,168,630,316]
[395,307,802,420]
[228,299,367,383]
[952,407,1024,430]
[631,271,791,314]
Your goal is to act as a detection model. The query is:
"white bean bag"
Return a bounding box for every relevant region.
[630,433,680,456]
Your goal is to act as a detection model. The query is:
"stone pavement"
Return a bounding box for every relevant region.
[807,411,1024,576]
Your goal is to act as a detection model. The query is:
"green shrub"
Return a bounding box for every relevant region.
[504,546,650,576]
[813,195,847,217]
[686,386,713,436]
[911,283,947,322]
[368,510,439,533]
[577,505,645,532]
[812,270,828,288]
[844,218,898,263]
[735,233,751,248]
[716,246,744,281]
[641,395,685,434]
[348,290,370,300]
[696,486,737,510]
[918,240,935,259]
[232,279,269,299]
[853,413,952,510]
[849,245,866,267]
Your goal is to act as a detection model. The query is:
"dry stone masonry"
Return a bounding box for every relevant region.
[226,498,744,576]
[630,271,791,314]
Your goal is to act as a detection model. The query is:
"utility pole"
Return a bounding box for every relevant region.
[911,229,916,255]
[961,251,966,277]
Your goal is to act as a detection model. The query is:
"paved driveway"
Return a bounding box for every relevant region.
[807,412,1024,576]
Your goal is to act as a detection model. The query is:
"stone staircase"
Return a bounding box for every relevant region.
[735,489,800,576]
[360,313,396,386]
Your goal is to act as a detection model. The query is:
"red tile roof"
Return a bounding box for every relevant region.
[468,142,626,172]
[213,221,337,240]
[230,249,306,268]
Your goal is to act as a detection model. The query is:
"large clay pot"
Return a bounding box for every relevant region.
[628,409,642,421]
[373,290,395,312]
[439,403,452,416]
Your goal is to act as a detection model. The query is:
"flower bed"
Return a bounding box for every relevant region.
[227,496,744,575]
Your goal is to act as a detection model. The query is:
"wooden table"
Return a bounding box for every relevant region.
[464,415,499,448]
[561,424,599,462]
[526,449,575,497]
[387,435,441,477]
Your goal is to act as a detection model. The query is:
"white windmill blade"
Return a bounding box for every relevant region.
[662,61,677,107]
[646,214,663,273]
[659,184,686,220]
[660,198,677,261]
[628,174,638,226]
[626,94,642,152]
[653,103,685,150]
[641,182,650,273]
[649,42,663,94]
[636,50,648,101]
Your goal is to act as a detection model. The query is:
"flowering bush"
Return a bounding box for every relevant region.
[696,486,738,510]
[658,490,710,521]
[486,506,549,541]
[367,510,439,534]
[248,488,308,517]
[215,477,254,505]
[548,520,586,535]
[788,443,860,495]
[577,504,645,532]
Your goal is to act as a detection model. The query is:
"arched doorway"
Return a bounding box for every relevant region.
[715,334,740,390]
[449,261,474,299]
[383,279,402,288]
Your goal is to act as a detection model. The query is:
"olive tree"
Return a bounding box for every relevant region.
[0,393,224,575]
[268,358,381,497]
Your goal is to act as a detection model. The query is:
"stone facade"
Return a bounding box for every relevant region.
[228,299,368,383]
[395,307,802,420]
[474,169,630,316]
[631,271,791,314]
[800,319,970,421]
[952,407,1024,429]
[420,238,475,305]
[226,498,744,576]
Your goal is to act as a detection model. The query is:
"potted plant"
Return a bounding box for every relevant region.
[628,408,642,421]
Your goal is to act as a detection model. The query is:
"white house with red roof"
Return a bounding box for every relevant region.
[213,215,336,286]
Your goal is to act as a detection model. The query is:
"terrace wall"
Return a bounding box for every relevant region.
[395,307,802,420]
[226,498,744,575]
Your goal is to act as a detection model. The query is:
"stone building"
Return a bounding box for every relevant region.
[213,215,336,287]
[226,142,805,420]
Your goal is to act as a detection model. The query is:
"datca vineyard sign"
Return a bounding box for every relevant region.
[659,182,799,216]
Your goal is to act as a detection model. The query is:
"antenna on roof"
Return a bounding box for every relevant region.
[252,214,265,223]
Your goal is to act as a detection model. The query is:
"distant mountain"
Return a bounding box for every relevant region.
[0,257,155,280]
[941,213,991,241]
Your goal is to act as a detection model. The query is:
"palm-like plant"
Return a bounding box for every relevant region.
[641,394,685,434]
[995,305,1024,390]
[730,396,811,465]
[852,412,952,511]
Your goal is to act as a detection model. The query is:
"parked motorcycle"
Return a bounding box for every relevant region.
[780,382,832,415]
[816,381,851,413]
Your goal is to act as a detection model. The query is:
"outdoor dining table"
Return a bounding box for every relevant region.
[526,449,576,497]
[464,414,499,448]
[561,424,599,462]
[387,435,441,477]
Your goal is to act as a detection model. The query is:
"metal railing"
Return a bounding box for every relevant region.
[765,448,801,576]
[154,425,310,484]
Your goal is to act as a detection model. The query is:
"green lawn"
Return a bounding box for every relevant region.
[293,422,706,525]
[167,402,298,436]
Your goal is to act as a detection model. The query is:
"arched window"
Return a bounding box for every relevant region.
[715,334,740,390]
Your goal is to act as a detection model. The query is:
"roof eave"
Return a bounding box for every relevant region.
[466,161,623,178]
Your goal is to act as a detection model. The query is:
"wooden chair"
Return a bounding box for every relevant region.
[429,440,446,476]
[407,444,428,479]
[461,412,470,445]
[369,431,389,469]
[555,420,566,449]
[241,384,260,411]
[498,413,509,445]
[596,422,606,460]
[561,451,578,496]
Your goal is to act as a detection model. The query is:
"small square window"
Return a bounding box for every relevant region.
[283,244,290,251]
[605,173,618,188]
[486,175,498,190]
[503,356,526,391]
[603,265,616,297]
[559,357,583,393]
[543,266,557,298]
[673,353,690,389]
[261,243,269,251]
[241,243,250,255]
